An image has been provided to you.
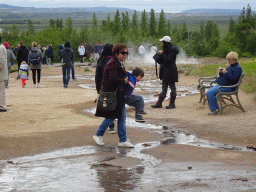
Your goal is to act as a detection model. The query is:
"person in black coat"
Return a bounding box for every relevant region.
[152,36,179,109]
[16,41,29,79]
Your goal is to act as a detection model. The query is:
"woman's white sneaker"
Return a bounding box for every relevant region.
[118,140,134,148]
[93,135,105,146]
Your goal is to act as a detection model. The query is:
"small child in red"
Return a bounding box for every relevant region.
[18,61,29,88]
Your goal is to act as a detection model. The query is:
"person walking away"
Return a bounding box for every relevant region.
[28,42,43,88]
[61,41,74,88]
[18,61,29,88]
[98,43,103,57]
[78,43,85,63]
[206,51,242,115]
[95,43,115,133]
[151,44,157,55]
[88,43,94,65]
[3,42,15,88]
[94,43,134,148]
[58,44,64,62]
[0,36,8,112]
[49,44,54,65]
[16,41,29,79]
[45,46,52,65]
[42,45,47,65]
[151,36,179,109]
[83,42,87,62]
[94,42,100,64]
[138,44,146,63]
[123,67,147,122]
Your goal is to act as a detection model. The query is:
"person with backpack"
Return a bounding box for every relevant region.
[28,42,43,88]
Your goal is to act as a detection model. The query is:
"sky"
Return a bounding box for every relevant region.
[1,0,255,13]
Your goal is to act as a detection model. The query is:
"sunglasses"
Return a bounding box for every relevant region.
[120,52,129,55]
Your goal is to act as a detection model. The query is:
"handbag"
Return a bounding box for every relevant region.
[97,91,117,112]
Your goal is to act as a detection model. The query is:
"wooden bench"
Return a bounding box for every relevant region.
[213,73,245,115]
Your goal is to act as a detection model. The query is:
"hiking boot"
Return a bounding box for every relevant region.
[118,140,134,148]
[93,135,105,146]
[151,94,165,108]
[208,109,220,115]
[135,116,145,123]
[166,93,176,109]
[166,103,175,109]
[138,110,147,115]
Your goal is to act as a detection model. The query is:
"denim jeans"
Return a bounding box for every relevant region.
[125,95,144,118]
[62,67,71,88]
[71,65,75,79]
[206,84,234,111]
[96,104,127,142]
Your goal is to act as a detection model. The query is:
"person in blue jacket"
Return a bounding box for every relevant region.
[206,51,243,115]
[58,44,64,62]
[123,67,146,122]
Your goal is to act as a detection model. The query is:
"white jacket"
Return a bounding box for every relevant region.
[78,46,85,56]
[0,44,8,81]
[138,45,145,55]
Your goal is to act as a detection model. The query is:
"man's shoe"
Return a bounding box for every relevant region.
[0,109,7,112]
[118,140,134,148]
[107,128,115,134]
[208,109,220,115]
[166,104,175,109]
[138,111,147,115]
[135,116,145,123]
[37,83,41,88]
[93,135,105,146]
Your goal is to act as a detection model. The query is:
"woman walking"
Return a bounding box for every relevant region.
[28,42,43,88]
[93,43,134,147]
[151,36,179,109]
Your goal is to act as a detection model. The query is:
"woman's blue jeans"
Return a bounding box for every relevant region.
[96,104,127,142]
[206,84,233,111]
[62,67,71,88]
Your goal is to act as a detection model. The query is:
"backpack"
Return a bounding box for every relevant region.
[30,50,40,65]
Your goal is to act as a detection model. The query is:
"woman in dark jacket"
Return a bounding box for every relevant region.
[152,36,179,109]
[94,43,134,148]
[95,44,115,133]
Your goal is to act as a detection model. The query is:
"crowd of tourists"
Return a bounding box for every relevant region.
[0,35,243,148]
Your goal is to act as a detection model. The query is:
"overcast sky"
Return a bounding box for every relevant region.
[2,0,255,13]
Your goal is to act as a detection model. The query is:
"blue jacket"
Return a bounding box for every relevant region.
[216,62,242,87]
[123,72,137,101]
[58,44,63,56]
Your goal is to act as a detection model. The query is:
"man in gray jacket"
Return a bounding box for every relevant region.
[3,41,16,88]
[0,36,8,112]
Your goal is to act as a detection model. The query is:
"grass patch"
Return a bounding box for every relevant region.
[84,68,89,72]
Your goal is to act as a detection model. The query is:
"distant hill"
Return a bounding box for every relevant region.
[180,9,244,16]
[0,4,135,13]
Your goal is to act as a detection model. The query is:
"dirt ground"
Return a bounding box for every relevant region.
[0,61,256,190]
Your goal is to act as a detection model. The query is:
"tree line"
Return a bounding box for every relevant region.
[0,4,255,63]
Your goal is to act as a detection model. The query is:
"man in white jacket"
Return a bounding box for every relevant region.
[0,36,8,112]
[78,43,85,63]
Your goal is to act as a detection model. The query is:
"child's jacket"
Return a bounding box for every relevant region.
[18,63,29,80]
[123,72,137,101]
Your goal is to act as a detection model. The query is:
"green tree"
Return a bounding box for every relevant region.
[140,9,148,37]
[49,19,55,28]
[181,22,188,40]
[106,13,112,32]
[121,11,130,32]
[27,19,34,34]
[199,21,205,39]
[92,13,98,31]
[65,17,73,38]
[228,17,236,33]
[132,11,139,35]
[167,20,171,35]
[158,9,166,37]
[149,9,157,37]
[113,10,121,34]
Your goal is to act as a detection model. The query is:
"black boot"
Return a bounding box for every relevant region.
[151,94,165,108]
[166,93,176,109]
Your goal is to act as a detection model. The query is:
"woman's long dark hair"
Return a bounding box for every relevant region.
[163,41,172,53]
[99,43,113,60]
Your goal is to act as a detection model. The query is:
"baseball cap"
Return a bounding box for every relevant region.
[3,42,9,49]
[159,36,171,42]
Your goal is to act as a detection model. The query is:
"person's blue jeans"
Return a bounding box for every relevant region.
[62,67,71,88]
[206,84,234,111]
[96,104,127,142]
[71,65,75,79]
[125,95,144,118]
